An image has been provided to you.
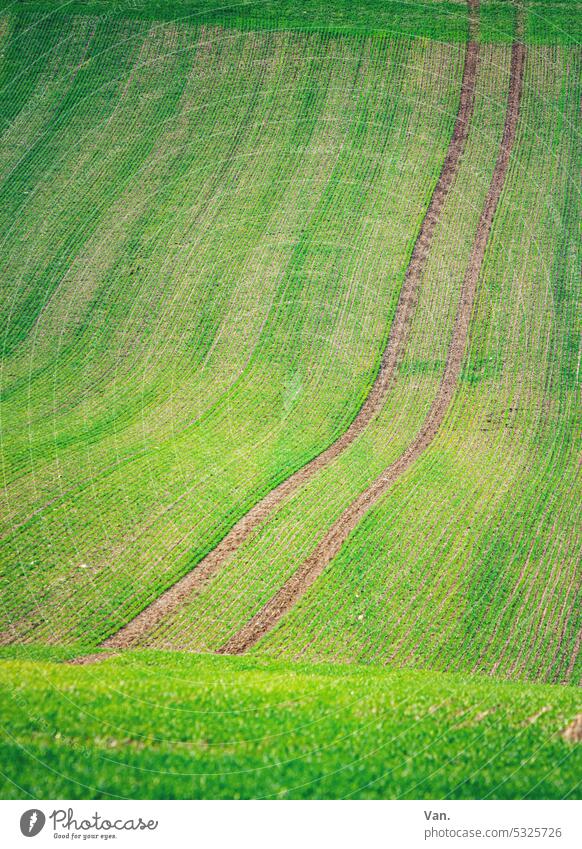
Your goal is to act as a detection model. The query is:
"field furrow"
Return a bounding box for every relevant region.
[219,28,526,656]
[0,1,580,805]
[101,7,480,652]
[254,44,580,683]
[0,1,578,693]
[139,40,515,655]
[1,15,466,649]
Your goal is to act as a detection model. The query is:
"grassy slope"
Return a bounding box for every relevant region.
[0,5,578,674]
[139,41,580,685]
[0,13,465,645]
[143,42,513,650]
[257,43,581,684]
[0,2,579,805]
[10,1,582,44]
[0,649,580,799]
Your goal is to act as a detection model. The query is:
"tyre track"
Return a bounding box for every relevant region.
[220,26,525,656]
[100,2,480,652]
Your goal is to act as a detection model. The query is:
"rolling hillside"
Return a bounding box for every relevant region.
[1,649,581,799]
[0,0,580,800]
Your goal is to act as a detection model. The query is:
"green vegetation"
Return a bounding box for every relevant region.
[254,43,581,683]
[11,1,582,45]
[0,0,579,802]
[0,650,580,799]
[1,9,467,648]
[137,41,580,686]
[142,41,516,655]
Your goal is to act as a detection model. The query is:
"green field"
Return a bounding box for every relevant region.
[0,0,580,800]
[0,649,581,799]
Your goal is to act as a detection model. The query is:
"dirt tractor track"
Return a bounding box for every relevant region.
[91,1,526,659]
[220,34,526,655]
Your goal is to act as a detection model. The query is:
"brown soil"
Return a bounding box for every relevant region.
[220,35,525,656]
[66,652,117,666]
[562,715,582,743]
[563,624,582,684]
[100,13,480,653]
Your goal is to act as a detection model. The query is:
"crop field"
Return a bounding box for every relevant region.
[0,0,580,800]
[0,649,581,799]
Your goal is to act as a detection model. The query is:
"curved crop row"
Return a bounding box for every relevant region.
[219,32,526,656]
[138,14,580,685]
[139,37,513,655]
[1,5,578,686]
[100,2,480,651]
[0,12,465,648]
[254,43,581,683]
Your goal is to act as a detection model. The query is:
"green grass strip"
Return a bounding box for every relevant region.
[0,649,580,799]
[6,1,581,44]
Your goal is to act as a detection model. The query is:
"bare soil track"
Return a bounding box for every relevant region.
[220,34,526,656]
[563,715,582,743]
[100,9,480,653]
[67,652,115,666]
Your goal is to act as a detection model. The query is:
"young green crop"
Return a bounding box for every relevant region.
[0,15,465,649]
[0,4,579,810]
[10,2,582,45]
[142,42,514,653]
[0,650,580,799]
[139,40,581,685]
[0,5,579,691]
[255,44,581,684]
